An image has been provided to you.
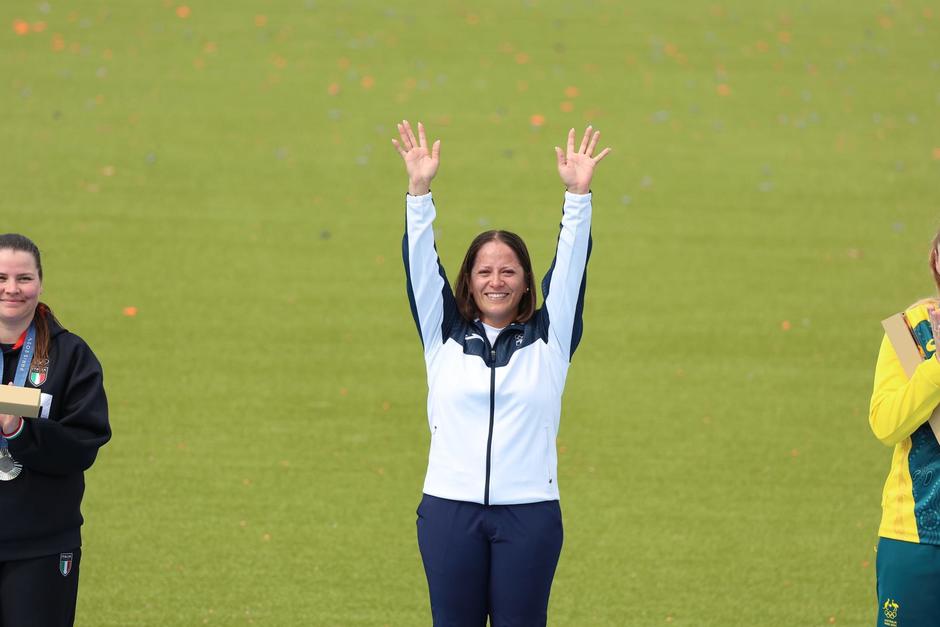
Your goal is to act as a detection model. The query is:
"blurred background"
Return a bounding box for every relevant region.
[2,0,939,624]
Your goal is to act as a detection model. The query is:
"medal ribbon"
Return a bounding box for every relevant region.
[0,324,36,449]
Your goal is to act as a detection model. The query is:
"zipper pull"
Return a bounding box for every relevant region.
[490,349,496,360]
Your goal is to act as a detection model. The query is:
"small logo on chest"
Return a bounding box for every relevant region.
[29,359,48,387]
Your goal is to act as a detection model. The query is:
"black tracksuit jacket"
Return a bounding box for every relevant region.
[0,317,110,561]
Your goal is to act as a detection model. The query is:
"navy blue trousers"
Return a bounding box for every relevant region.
[0,548,81,627]
[416,494,563,627]
[876,537,940,626]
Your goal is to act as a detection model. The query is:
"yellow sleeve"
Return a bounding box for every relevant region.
[870,333,940,445]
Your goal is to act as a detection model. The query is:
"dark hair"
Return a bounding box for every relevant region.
[454,230,537,324]
[0,233,58,366]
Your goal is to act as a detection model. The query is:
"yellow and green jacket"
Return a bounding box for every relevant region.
[870,300,940,543]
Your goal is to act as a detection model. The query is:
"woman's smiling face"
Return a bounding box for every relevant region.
[470,241,526,328]
[0,249,42,329]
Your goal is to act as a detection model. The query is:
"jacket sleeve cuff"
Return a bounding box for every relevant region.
[1,417,24,440]
[406,190,433,201]
[564,190,592,201]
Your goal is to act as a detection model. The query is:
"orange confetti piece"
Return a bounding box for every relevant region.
[514,52,530,64]
[781,320,791,331]
[932,147,940,160]
[790,448,799,457]
[755,40,769,53]
[360,75,374,89]
[465,13,479,25]
[339,387,348,397]
[254,15,267,27]
[203,41,217,54]
[878,15,893,29]
[560,101,574,113]
[327,82,340,96]
[123,306,138,317]
[564,86,579,98]
[777,31,791,43]
[176,5,191,19]
[381,401,391,411]
[529,114,545,127]
[716,83,731,96]
[32,22,47,33]
[51,34,65,51]
[12,19,29,36]
[337,57,350,69]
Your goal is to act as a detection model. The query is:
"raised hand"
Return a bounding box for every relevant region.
[555,126,611,194]
[392,120,440,196]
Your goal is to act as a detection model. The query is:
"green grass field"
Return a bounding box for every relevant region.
[2,0,940,624]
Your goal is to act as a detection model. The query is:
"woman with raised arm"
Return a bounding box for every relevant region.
[395,120,610,626]
[0,234,110,627]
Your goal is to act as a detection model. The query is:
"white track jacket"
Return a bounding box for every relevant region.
[403,191,592,505]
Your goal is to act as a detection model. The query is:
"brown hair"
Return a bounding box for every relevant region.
[931,231,940,294]
[0,233,59,367]
[454,230,537,324]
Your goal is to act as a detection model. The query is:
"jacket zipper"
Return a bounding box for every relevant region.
[480,323,520,506]
[484,347,496,506]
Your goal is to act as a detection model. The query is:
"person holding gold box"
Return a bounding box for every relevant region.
[870,232,940,626]
[0,234,110,627]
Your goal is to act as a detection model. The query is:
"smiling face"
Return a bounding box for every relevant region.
[470,241,527,328]
[0,249,42,329]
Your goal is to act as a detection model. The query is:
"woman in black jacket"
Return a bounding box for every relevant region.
[0,233,110,627]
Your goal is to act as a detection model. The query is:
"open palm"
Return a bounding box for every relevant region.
[392,120,440,196]
[555,126,611,194]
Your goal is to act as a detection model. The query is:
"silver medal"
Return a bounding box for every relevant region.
[0,447,22,481]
